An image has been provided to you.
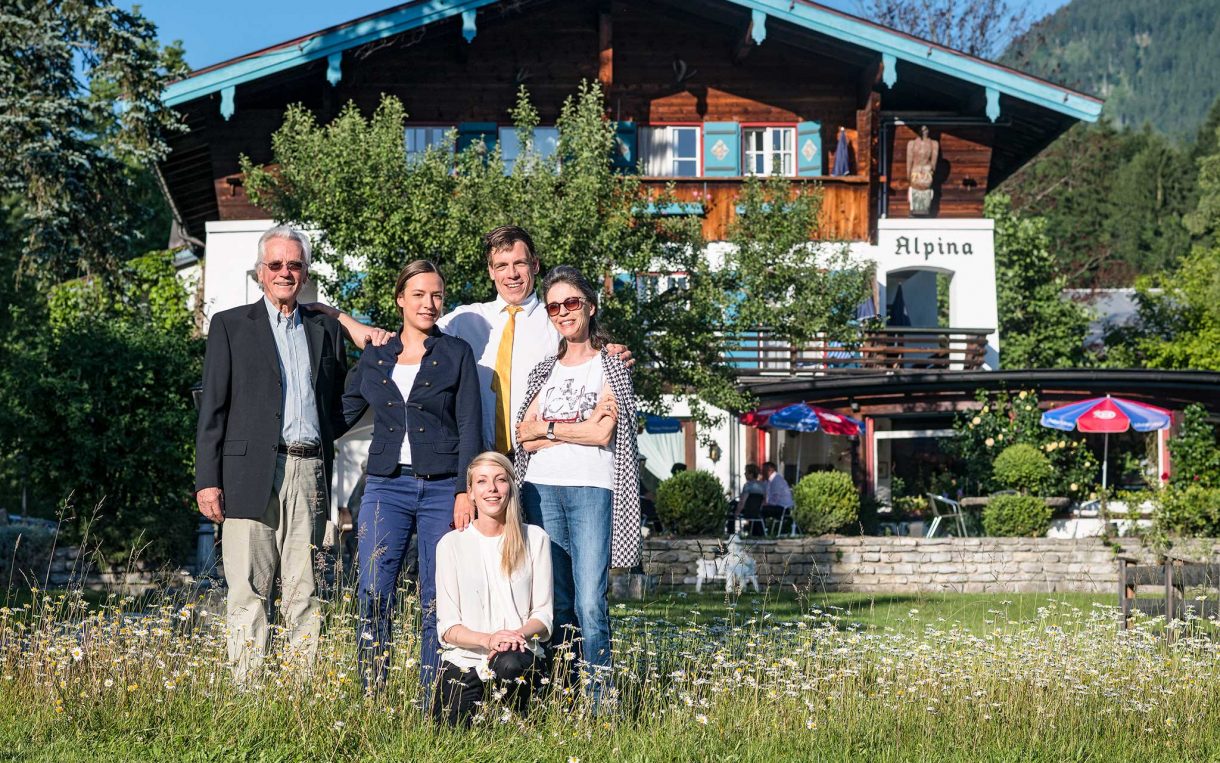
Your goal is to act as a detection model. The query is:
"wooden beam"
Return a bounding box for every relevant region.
[733,10,766,64]
[598,11,613,88]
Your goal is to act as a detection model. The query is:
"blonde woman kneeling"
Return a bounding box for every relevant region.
[433,452,553,726]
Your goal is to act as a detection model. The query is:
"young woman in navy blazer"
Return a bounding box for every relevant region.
[343,260,482,696]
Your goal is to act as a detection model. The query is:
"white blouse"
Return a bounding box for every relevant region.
[434,522,553,680]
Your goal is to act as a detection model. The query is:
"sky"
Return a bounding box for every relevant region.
[133,0,1072,71]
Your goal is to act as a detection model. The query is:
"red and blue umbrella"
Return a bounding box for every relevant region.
[745,403,862,474]
[1040,395,1172,490]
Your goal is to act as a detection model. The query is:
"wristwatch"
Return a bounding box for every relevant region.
[546,421,556,440]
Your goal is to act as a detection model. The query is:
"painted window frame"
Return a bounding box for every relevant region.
[742,124,797,177]
[639,123,703,178]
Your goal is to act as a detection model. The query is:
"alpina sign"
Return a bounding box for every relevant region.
[895,236,974,260]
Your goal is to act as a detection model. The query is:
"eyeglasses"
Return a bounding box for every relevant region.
[262,260,305,273]
[545,297,587,316]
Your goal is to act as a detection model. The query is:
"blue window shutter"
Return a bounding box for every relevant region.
[457,122,498,155]
[613,121,637,173]
[703,122,740,177]
[797,121,823,176]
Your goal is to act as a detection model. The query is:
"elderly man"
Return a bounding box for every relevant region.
[195,225,354,681]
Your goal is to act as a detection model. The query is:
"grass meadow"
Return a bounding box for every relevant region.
[3,582,1220,762]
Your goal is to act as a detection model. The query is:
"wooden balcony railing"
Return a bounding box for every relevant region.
[725,328,992,376]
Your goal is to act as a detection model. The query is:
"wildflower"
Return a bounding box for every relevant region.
[806,719,816,729]
[695,714,708,725]
[71,647,83,662]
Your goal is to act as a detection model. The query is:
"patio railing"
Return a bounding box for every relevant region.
[725,327,991,375]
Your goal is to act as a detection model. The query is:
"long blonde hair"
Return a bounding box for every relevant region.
[466,451,527,576]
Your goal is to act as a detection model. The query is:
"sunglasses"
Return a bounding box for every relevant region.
[545,297,587,316]
[262,260,305,273]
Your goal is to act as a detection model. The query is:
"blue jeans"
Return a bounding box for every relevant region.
[522,483,613,679]
[357,471,455,694]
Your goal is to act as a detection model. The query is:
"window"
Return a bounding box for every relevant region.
[639,126,701,177]
[498,126,559,173]
[743,126,795,176]
[635,272,690,301]
[404,126,453,160]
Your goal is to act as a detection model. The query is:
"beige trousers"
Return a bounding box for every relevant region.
[221,453,326,682]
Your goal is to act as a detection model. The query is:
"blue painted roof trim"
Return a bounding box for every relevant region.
[163,0,1101,124]
[163,0,500,106]
[735,0,1100,122]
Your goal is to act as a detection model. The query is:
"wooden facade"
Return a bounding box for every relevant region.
[159,0,1097,248]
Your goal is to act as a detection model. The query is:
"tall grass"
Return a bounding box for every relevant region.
[3,580,1219,762]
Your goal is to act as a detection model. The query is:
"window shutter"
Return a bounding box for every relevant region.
[613,121,637,173]
[797,121,823,176]
[456,122,498,155]
[703,122,740,177]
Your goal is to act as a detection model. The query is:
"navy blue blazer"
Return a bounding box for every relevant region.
[343,329,482,492]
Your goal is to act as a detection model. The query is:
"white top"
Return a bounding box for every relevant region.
[438,292,560,449]
[765,471,794,509]
[524,355,615,490]
[435,523,553,680]
[391,363,420,465]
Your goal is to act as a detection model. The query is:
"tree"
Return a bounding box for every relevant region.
[986,194,1090,368]
[0,0,186,283]
[0,4,197,563]
[857,0,1028,59]
[244,84,872,423]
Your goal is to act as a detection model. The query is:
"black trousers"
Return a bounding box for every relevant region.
[432,649,550,727]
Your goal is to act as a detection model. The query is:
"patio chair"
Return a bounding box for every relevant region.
[738,493,767,537]
[925,494,968,537]
[772,505,800,537]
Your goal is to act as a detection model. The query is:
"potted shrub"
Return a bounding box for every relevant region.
[656,470,726,536]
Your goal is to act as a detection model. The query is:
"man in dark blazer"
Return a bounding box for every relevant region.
[195,225,360,681]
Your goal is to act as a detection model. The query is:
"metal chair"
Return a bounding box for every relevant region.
[925,494,968,537]
[738,493,766,537]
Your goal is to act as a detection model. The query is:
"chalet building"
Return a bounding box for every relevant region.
[159,0,1220,508]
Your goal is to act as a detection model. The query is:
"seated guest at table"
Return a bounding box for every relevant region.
[761,460,794,529]
[343,260,483,696]
[433,451,553,726]
[514,265,640,708]
[731,463,767,534]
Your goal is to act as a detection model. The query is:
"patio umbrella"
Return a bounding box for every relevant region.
[888,284,911,327]
[1039,395,1172,492]
[765,403,863,473]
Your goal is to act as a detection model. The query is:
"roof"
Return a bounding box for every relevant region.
[743,369,1220,415]
[162,0,1102,123]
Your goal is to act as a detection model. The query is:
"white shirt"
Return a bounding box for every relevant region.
[765,471,794,508]
[524,355,615,490]
[435,523,553,680]
[390,363,420,465]
[438,292,559,449]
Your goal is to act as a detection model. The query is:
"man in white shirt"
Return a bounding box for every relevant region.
[437,226,558,453]
[762,460,794,510]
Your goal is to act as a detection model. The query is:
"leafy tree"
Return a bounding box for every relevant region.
[243,84,872,423]
[1167,404,1220,489]
[858,0,1028,59]
[986,194,1090,368]
[0,0,186,283]
[0,3,197,564]
[947,389,1097,499]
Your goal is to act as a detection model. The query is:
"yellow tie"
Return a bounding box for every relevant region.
[493,305,523,453]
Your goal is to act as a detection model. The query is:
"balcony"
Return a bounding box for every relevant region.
[726,327,992,377]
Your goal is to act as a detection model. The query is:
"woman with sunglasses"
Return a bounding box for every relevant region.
[433,451,553,726]
[342,260,482,698]
[513,265,640,708]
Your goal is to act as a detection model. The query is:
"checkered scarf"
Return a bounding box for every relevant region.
[513,349,641,568]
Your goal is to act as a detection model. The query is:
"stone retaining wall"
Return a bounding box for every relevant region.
[641,536,1220,593]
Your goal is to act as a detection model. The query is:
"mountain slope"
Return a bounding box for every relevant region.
[1003,0,1220,138]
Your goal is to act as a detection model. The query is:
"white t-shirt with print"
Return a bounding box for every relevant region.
[524,355,615,490]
